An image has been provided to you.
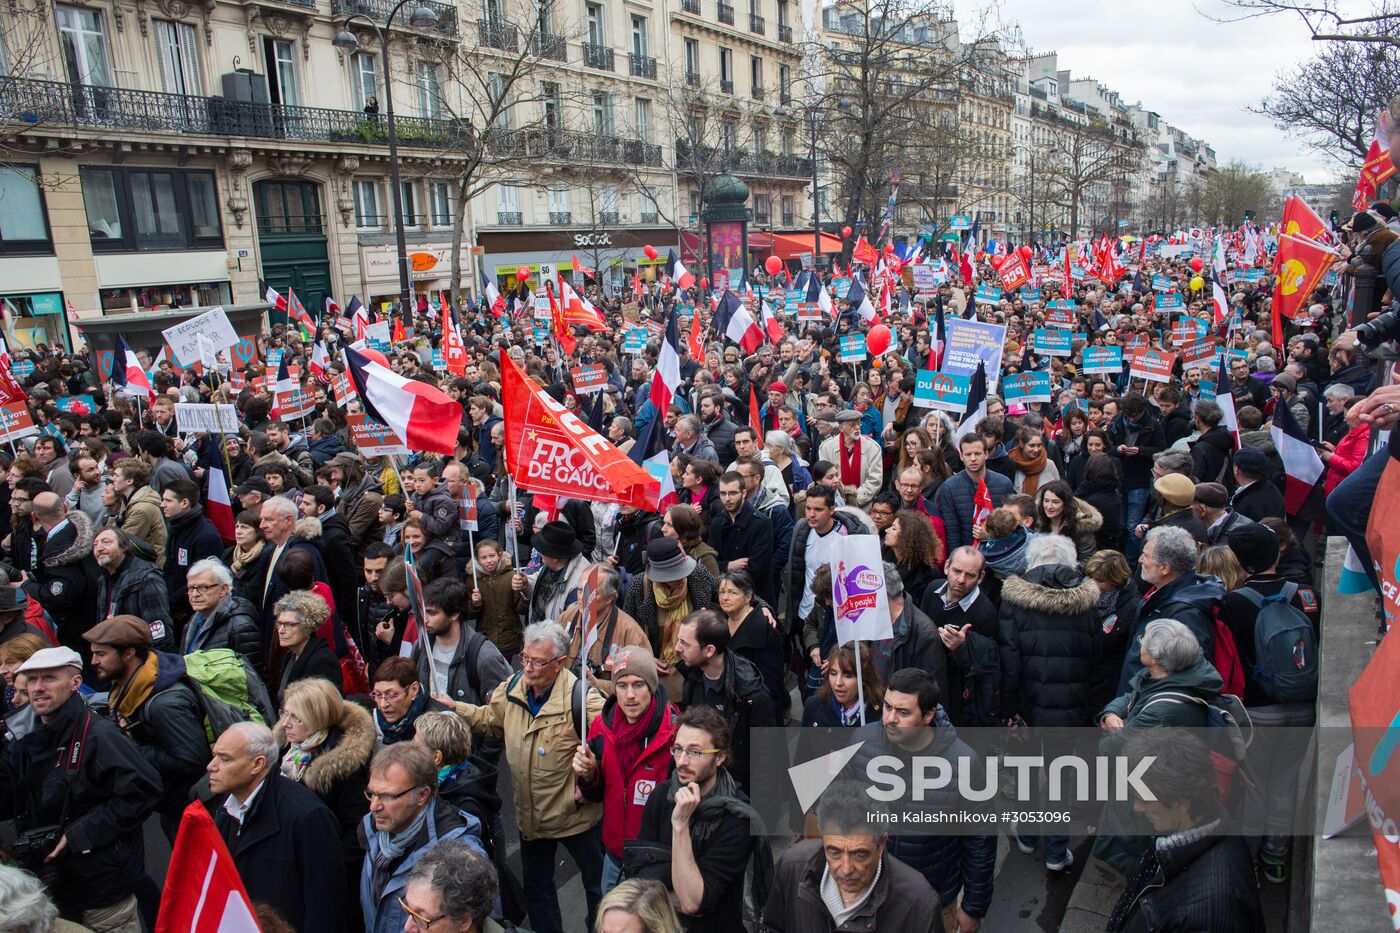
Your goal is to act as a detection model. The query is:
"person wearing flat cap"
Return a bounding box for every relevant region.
[84,614,211,838]
[1190,482,1254,546]
[817,409,883,507]
[1230,447,1286,523]
[514,520,592,624]
[1219,521,1319,884]
[1136,473,1207,541]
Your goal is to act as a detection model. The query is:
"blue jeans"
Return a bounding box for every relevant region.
[1123,487,1151,563]
[1326,440,1390,594]
[601,853,624,896]
[520,824,604,933]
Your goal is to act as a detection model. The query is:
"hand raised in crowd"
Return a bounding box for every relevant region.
[571,743,597,781]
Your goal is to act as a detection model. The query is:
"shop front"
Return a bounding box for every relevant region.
[478,228,679,294]
[0,291,75,352]
[359,240,474,313]
[92,252,233,316]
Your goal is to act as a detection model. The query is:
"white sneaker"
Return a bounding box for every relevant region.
[1046,849,1075,873]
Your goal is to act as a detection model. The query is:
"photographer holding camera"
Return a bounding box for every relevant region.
[1,645,160,933]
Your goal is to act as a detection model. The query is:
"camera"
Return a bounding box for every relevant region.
[1355,307,1400,352]
[7,825,63,886]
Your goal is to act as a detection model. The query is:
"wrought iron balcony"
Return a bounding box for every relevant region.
[641,212,659,224]
[478,19,519,51]
[749,12,765,33]
[629,53,657,78]
[779,87,791,104]
[717,2,734,23]
[0,76,473,149]
[681,0,700,11]
[782,211,795,225]
[493,128,662,167]
[720,78,734,94]
[497,211,522,225]
[752,84,765,101]
[777,22,792,41]
[549,211,572,224]
[754,210,770,224]
[583,42,614,70]
[532,32,567,60]
[686,70,700,87]
[332,0,459,35]
[598,211,620,225]
[674,139,812,178]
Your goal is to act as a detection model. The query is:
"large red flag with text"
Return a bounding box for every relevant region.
[1354,136,1397,211]
[502,355,659,508]
[155,803,260,933]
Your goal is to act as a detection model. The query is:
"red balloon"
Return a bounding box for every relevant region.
[764,255,783,276]
[516,265,531,280]
[990,255,1005,270]
[359,347,391,368]
[699,277,709,290]
[841,225,853,238]
[1018,245,1033,260]
[1189,257,1204,273]
[643,244,658,260]
[867,323,893,356]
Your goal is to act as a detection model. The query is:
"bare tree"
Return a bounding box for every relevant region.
[1215,0,1400,46]
[1038,116,1146,240]
[1,4,86,181]
[1196,160,1279,225]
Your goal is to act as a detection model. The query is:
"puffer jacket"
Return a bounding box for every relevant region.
[1119,573,1226,692]
[935,468,1014,553]
[578,687,679,858]
[466,552,527,657]
[117,485,167,566]
[23,511,101,662]
[452,665,605,841]
[411,481,460,548]
[996,564,1101,726]
[97,555,176,652]
[275,701,374,878]
[183,594,264,673]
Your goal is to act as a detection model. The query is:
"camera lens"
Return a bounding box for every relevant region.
[1356,308,1400,351]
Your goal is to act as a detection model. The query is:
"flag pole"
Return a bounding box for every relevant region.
[852,638,866,727]
[468,524,478,590]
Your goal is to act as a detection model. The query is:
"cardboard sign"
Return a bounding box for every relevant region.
[914,370,971,412]
[0,402,38,443]
[347,412,410,456]
[1033,328,1071,358]
[1129,348,1176,383]
[943,319,1007,390]
[162,306,240,365]
[1080,346,1124,375]
[571,364,608,395]
[174,403,240,434]
[1002,370,1052,404]
[365,321,391,345]
[1180,338,1218,371]
[839,334,867,363]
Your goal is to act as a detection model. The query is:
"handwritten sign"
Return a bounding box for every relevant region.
[1080,346,1124,375]
[914,370,971,412]
[174,403,240,434]
[839,334,868,363]
[162,306,239,365]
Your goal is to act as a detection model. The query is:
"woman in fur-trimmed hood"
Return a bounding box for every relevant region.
[995,532,1103,728]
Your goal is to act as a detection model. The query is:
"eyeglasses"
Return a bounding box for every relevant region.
[364,785,423,804]
[397,897,446,930]
[370,689,407,702]
[671,746,721,760]
[520,654,562,670]
[274,620,302,630]
[282,712,302,726]
[187,583,227,595]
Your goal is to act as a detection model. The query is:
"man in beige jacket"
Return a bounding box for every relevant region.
[818,410,884,507]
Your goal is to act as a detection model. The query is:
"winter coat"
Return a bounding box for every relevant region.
[1189,425,1235,485]
[676,432,721,467]
[410,482,460,548]
[214,774,348,933]
[473,414,504,472]
[935,469,1014,553]
[1160,407,1194,446]
[1229,480,1285,524]
[624,562,719,653]
[165,504,226,620]
[1110,820,1264,933]
[466,553,527,658]
[452,665,606,841]
[703,414,740,466]
[1119,573,1226,692]
[274,701,374,879]
[1055,499,1104,566]
[307,434,345,466]
[1325,361,1377,398]
[996,564,1102,726]
[876,600,940,684]
[315,513,360,621]
[117,485,167,566]
[523,551,591,625]
[250,531,329,632]
[117,651,211,813]
[1099,657,1222,735]
[578,688,679,858]
[1106,413,1167,490]
[1088,581,1142,715]
[22,511,102,662]
[148,456,193,494]
[708,503,777,605]
[680,650,777,794]
[4,693,161,913]
[278,635,344,707]
[1076,477,1123,553]
[1325,422,1371,496]
[817,433,884,506]
[183,594,264,672]
[786,507,871,627]
[762,839,944,933]
[97,555,176,651]
[339,472,386,548]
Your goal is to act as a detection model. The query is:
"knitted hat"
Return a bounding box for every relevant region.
[612,646,658,693]
[1232,447,1269,477]
[1271,373,1297,394]
[769,381,788,395]
[1227,523,1279,575]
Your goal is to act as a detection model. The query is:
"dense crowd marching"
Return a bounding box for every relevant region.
[1,203,1399,933]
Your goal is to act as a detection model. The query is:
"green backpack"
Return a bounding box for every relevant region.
[182,649,277,745]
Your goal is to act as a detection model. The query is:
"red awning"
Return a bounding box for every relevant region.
[769,231,843,259]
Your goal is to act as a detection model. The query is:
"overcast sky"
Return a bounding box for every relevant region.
[977,0,1347,183]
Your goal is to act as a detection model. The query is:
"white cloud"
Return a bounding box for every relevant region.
[974,0,1345,182]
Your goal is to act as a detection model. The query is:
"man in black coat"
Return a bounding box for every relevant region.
[1106,394,1167,562]
[708,472,776,605]
[300,486,359,623]
[1229,447,1286,523]
[209,721,348,932]
[251,496,329,635]
[1187,400,1234,485]
[161,478,227,626]
[22,493,101,680]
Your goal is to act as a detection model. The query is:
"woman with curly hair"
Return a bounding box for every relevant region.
[273,590,342,707]
[883,509,944,608]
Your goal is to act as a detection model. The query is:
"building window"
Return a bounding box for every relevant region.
[634,98,650,140]
[399,181,420,227]
[684,38,699,77]
[640,188,659,222]
[782,195,794,225]
[352,52,378,110]
[689,189,700,219]
[548,186,570,223]
[586,3,605,45]
[80,166,222,252]
[750,55,762,95]
[598,184,618,223]
[754,194,770,223]
[430,182,453,226]
[0,166,52,255]
[264,37,299,106]
[417,62,442,118]
[542,81,562,127]
[630,15,648,56]
[719,47,732,83]
[153,20,202,95]
[496,183,520,224]
[354,179,381,228]
[592,91,614,136]
[488,72,510,130]
[56,5,113,86]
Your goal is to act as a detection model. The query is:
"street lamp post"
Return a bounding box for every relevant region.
[334,1,440,312]
[775,101,838,273]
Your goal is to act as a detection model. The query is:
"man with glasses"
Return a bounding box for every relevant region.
[360,742,490,933]
[735,453,793,585]
[708,472,776,606]
[180,557,263,671]
[400,840,502,933]
[452,621,605,933]
[209,721,347,932]
[4,476,49,575]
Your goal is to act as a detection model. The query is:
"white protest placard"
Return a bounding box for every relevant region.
[174,403,240,434]
[831,535,893,643]
[162,306,240,365]
[365,321,391,344]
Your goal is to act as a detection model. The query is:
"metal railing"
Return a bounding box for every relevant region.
[0,76,472,149]
[629,53,657,78]
[681,0,700,11]
[777,22,792,41]
[549,211,571,224]
[582,42,614,70]
[782,212,795,225]
[598,210,619,224]
[332,0,459,34]
[674,140,812,178]
[532,32,567,60]
[779,87,791,104]
[497,211,522,225]
[752,84,765,101]
[686,70,700,87]
[477,19,519,51]
[749,12,765,32]
[494,127,662,166]
[641,212,658,224]
[717,2,734,23]
[720,78,734,94]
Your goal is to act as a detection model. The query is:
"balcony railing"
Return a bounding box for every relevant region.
[751,84,765,101]
[782,212,795,225]
[497,211,522,225]
[332,0,459,35]
[777,22,792,41]
[531,32,568,60]
[754,211,770,225]
[0,76,473,149]
[686,70,700,87]
[598,211,620,224]
[478,19,519,51]
[720,78,734,94]
[493,127,663,167]
[681,0,700,11]
[749,12,765,32]
[779,86,791,104]
[641,212,659,224]
[549,211,572,224]
[717,2,734,23]
[674,140,812,178]
[583,42,614,70]
[629,53,657,78]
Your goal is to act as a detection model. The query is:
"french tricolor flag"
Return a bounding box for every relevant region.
[712,290,764,353]
[650,306,682,411]
[1271,396,1324,515]
[260,279,288,313]
[207,463,236,543]
[665,249,695,289]
[845,276,878,324]
[112,334,155,402]
[343,346,459,455]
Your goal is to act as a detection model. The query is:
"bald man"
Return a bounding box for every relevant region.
[21,492,102,677]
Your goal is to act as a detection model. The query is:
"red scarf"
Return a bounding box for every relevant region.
[613,696,656,778]
[839,433,862,488]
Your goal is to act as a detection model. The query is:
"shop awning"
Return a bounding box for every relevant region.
[769,231,844,259]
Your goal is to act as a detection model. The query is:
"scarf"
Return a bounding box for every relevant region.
[533,561,569,617]
[1008,444,1048,496]
[230,540,264,575]
[613,696,656,779]
[111,651,160,721]
[373,798,431,872]
[375,689,427,745]
[663,768,774,909]
[280,728,328,782]
[651,579,691,665]
[839,433,862,488]
[830,694,863,727]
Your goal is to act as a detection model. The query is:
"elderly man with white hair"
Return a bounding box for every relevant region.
[451,621,606,933]
[251,494,329,632]
[1321,382,1356,446]
[180,557,264,670]
[1119,525,1226,691]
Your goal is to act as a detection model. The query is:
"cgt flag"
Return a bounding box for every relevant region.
[1271,233,1339,342]
[502,354,658,509]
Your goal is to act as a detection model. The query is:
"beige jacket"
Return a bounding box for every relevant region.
[817,432,884,506]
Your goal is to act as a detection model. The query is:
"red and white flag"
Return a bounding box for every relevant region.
[114,334,156,403]
[207,463,236,543]
[260,279,288,314]
[759,297,784,345]
[1271,396,1324,515]
[309,341,330,385]
[1215,353,1239,450]
[652,307,683,412]
[155,802,260,933]
[559,279,607,332]
[971,475,993,550]
[343,347,460,455]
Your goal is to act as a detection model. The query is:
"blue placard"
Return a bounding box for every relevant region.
[1198,379,1218,401]
[1080,346,1124,374]
[54,394,97,415]
[950,214,972,230]
[1020,287,1042,303]
[832,277,851,299]
[839,334,867,362]
[1151,274,1172,293]
[913,370,971,412]
[974,284,1003,303]
[267,348,283,370]
[430,349,445,371]
[1002,371,1052,404]
[1048,299,1075,311]
[11,360,34,378]
[623,327,647,353]
[1155,293,1184,311]
[1240,268,1265,282]
[1032,328,1072,357]
[532,324,548,344]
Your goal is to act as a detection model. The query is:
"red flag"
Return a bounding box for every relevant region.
[971,475,993,550]
[1354,136,1397,211]
[1280,195,1327,242]
[501,354,658,508]
[391,315,407,344]
[688,304,706,360]
[443,313,467,376]
[748,382,762,442]
[545,281,576,356]
[155,802,260,933]
[572,254,596,280]
[1271,233,1339,324]
[853,236,879,267]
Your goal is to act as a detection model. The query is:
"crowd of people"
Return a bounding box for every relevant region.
[0,201,1398,933]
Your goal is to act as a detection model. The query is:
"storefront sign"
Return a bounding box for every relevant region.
[362,243,471,283]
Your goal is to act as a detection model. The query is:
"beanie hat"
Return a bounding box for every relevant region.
[612,646,659,693]
[1226,523,1279,575]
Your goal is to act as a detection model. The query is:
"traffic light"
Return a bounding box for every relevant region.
[1330,209,1340,229]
